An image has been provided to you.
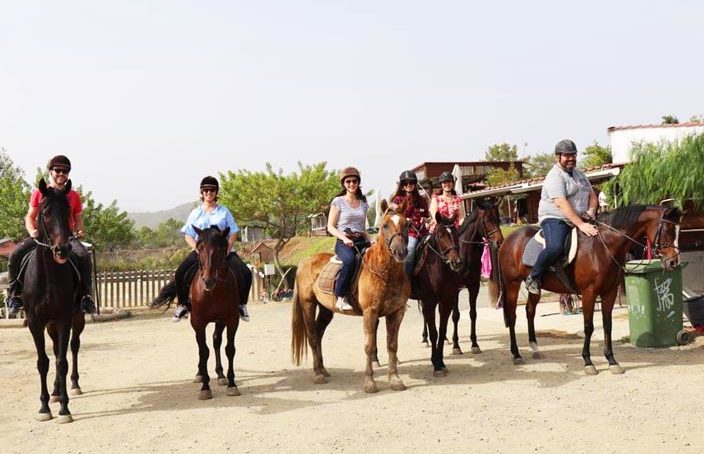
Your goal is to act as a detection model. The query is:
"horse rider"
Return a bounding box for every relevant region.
[429,171,462,231]
[391,170,429,276]
[525,139,599,294]
[327,167,370,311]
[5,155,97,316]
[170,176,252,322]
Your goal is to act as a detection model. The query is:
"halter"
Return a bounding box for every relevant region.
[34,210,72,257]
[427,225,459,266]
[459,210,501,248]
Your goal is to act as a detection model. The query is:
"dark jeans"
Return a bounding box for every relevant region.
[7,237,92,298]
[334,239,368,297]
[529,218,571,281]
[175,250,252,308]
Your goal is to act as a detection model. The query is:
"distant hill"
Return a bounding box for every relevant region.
[128,202,197,229]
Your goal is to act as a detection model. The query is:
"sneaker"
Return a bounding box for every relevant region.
[525,276,541,295]
[6,296,24,317]
[239,304,250,322]
[81,295,97,314]
[172,304,189,322]
[335,296,353,311]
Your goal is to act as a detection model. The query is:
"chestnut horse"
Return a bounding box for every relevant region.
[498,205,681,374]
[22,179,83,423]
[189,226,241,399]
[292,200,410,393]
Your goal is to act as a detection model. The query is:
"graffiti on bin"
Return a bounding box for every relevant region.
[654,277,675,318]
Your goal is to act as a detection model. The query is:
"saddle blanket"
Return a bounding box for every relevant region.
[522,227,578,267]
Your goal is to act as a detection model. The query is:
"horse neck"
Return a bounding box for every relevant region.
[365,234,399,271]
[599,214,653,259]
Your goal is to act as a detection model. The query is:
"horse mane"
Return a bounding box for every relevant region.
[458,209,479,236]
[599,205,648,229]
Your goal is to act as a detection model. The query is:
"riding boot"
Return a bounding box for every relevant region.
[5,280,24,317]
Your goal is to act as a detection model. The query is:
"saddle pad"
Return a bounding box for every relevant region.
[523,227,578,267]
[412,235,430,277]
[316,258,343,295]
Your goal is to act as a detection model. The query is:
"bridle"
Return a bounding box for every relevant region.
[34,204,72,257]
[427,224,460,266]
[459,209,502,249]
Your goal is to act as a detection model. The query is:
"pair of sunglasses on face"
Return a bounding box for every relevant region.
[51,168,70,175]
[202,188,217,194]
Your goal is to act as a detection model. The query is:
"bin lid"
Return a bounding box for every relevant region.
[624,259,663,274]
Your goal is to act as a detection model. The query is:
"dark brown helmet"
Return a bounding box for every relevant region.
[339,167,361,185]
[47,155,71,171]
[399,170,418,184]
[200,176,219,191]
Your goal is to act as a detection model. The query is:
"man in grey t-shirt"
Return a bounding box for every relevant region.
[525,139,599,294]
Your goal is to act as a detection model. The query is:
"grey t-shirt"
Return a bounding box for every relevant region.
[331,196,368,233]
[538,164,593,224]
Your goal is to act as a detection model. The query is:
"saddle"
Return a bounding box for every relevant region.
[521,227,580,294]
[315,250,367,308]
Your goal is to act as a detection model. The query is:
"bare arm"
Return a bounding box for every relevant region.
[554,197,598,236]
[25,205,39,238]
[184,234,197,250]
[327,205,352,247]
[228,232,238,251]
[73,212,85,238]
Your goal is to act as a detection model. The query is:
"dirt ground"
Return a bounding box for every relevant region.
[1,288,703,454]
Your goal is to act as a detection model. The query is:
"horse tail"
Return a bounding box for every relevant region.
[489,244,509,327]
[291,280,308,366]
[150,280,177,309]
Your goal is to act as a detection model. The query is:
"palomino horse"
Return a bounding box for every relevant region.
[498,205,681,374]
[190,226,241,399]
[420,200,503,355]
[292,200,409,393]
[22,179,83,423]
[414,213,463,375]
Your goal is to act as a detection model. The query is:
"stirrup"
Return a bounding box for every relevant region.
[239,304,250,322]
[525,276,541,295]
[6,296,24,317]
[81,295,97,314]
[335,296,353,311]
[172,304,189,322]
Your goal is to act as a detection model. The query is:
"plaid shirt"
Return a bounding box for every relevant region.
[392,194,429,238]
[432,194,462,229]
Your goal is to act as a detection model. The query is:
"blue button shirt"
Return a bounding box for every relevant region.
[181,205,240,240]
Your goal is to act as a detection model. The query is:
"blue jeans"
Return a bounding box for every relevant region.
[334,240,364,297]
[404,236,420,276]
[530,218,570,281]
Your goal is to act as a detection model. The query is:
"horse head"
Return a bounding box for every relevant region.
[458,197,504,250]
[650,206,681,271]
[433,211,462,272]
[379,199,409,263]
[37,179,73,264]
[194,225,230,291]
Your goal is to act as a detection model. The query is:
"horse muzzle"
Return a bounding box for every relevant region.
[661,255,680,272]
[202,277,217,291]
[53,243,71,264]
[449,258,463,273]
[392,247,408,263]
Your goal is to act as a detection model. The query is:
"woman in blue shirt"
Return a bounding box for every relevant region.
[171,176,252,322]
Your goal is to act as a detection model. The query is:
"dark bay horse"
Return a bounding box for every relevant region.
[498,205,681,374]
[292,200,410,393]
[414,212,463,375]
[22,179,82,423]
[420,200,503,355]
[189,226,241,399]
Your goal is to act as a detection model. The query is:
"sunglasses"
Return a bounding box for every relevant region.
[344,179,359,185]
[52,168,69,175]
[202,188,217,194]
[402,181,416,186]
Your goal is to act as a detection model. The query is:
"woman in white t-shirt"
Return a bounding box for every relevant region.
[327,167,370,311]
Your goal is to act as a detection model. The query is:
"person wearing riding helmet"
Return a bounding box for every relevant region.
[167,176,253,322]
[327,167,370,311]
[392,170,429,276]
[429,171,463,231]
[5,155,96,316]
[525,139,598,294]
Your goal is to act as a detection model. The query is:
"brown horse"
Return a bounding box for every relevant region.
[292,200,410,393]
[189,226,241,399]
[498,205,681,374]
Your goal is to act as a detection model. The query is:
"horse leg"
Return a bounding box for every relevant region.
[54,320,73,423]
[362,310,380,393]
[385,308,406,391]
[371,318,381,367]
[467,278,482,354]
[225,320,240,396]
[580,291,598,375]
[451,292,463,355]
[303,302,327,384]
[315,306,334,377]
[421,322,429,347]
[48,323,61,403]
[213,322,227,385]
[194,325,212,399]
[600,288,624,374]
[422,300,443,375]
[525,292,543,359]
[505,281,524,365]
[69,315,85,395]
[29,322,52,421]
[437,299,453,372]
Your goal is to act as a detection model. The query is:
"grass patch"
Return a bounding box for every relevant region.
[281,237,336,266]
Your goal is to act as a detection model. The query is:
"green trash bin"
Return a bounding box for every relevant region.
[625,259,685,347]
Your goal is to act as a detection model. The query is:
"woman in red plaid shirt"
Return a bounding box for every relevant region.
[391,170,429,276]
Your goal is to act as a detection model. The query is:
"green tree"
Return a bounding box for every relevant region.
[219,162,340,280]
[605,133,704,210]
[485,166,520,187]
[484,143,518,161]
[134,218,183,248]
[524,152,554,178]
[76,187,135,251]
[0,148,30,241]
[690,114,704,123]
[661,115,679,125]
[579,141,612,169]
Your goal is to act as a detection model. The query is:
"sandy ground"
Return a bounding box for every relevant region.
[1,287,703,454]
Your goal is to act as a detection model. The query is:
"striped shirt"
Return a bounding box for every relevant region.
[331,196,368,233]
[538,164,593,224]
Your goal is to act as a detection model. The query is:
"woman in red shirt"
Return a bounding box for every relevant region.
[391,170,429,276]
[429,171,463,230]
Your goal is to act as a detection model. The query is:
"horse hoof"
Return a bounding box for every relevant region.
[50,395,60,403]
[389,379,406,391]
[71,388,83,396]
[227,386,241,396]
[313,374,328,385]
[584,365,599,376]
[433,369,448,377]
[193,375,203,383]
[57,414,73,424]
[373,361,381,368]
[532,351,543,360]
[422,341,430,348]
[217,377,228,386]
[36,412,53,422]
[513,357,524,366]
[609,364,625,375]
[321,368,331,378]
[198,389,213,400]
[471,346,482,354]
[364,381,378,394]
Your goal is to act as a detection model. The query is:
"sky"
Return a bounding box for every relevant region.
[1,1,703,212]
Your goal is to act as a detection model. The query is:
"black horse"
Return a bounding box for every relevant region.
[22,179,83,423]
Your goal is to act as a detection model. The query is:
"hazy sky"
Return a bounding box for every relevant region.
[1,1,703,212]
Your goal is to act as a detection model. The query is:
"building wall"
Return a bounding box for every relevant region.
[610,125,704,163]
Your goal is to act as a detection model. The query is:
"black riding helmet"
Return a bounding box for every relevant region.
[47,155,71,171]
[399,170,418,184]
[200,176,219,191]
[554,139,578,155]
[438,171,455,183]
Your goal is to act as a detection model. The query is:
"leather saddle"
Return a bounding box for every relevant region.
[521,227,580,294]
[315,250,366,306]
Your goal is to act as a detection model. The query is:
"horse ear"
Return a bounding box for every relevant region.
[398,198,407,215]
[193,226,203,237]
[38,178,49,196]
[435,210,443,223]
[380,199,388,214]
[223,226,230,238]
